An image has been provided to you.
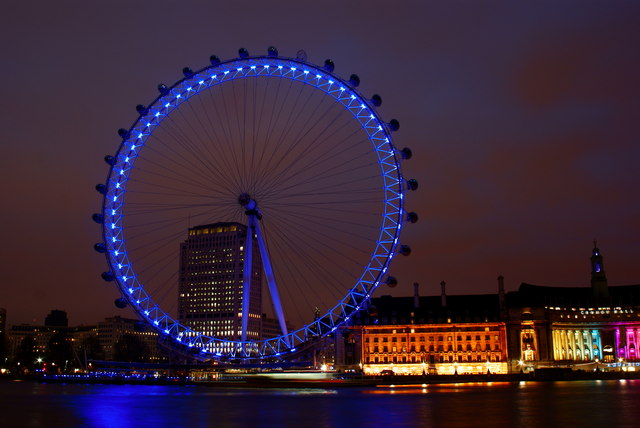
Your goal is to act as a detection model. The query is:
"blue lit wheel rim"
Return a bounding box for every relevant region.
[101,53,404,360]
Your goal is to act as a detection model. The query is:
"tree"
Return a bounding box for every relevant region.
[0,332,7,364]
[81,335,104,362]
[15,336,37,372]
[46,332,74,373]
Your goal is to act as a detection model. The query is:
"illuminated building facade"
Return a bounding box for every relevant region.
[357,322,508,375]
[98,316,164,361]
[339,282,510,374]
[5,315,165,367]
[507,245,640,370]
[337,245,640,374]
[6,310,72,359]
[178,222,262,346]
[7,324,48,358]
[549,313,640,363]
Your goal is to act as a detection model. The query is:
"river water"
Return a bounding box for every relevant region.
[1,379,638,427]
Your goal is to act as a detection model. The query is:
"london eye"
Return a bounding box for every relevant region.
[93,47,416,361]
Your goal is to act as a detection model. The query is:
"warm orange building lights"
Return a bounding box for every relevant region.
[360,322,509,375]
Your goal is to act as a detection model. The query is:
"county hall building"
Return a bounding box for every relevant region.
[336,245,640,374]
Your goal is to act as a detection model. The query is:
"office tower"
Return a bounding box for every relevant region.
[178,222,262,343]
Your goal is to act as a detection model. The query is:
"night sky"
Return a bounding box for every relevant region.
[1,1,638,326]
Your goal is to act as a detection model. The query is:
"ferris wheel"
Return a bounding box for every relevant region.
[93,47,418,361]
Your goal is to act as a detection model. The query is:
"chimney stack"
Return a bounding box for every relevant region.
[440,281,447,307]
[498,275,506,319]
[413,282,420,308]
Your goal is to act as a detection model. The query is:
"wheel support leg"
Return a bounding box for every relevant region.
[254,219,290,346]
[241,216,255,343]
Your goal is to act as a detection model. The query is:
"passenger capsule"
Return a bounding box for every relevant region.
[349,74,360,87]
[371,94,382,107]
[114,297,127,309]
[267,46,278,57]
[92,213,104,224]
[407,179,418,191]
[296,50,308,62]
[386,276,398,288]
[399,245,412,256]
[157,83,169,95]
[101,271,114,282]
[182,67,194,78]
[136,104,148,115]
[238,48,249,58]
[324,59,335,72]
[95,184,107,194]
[117,128,130,139]
[388,119,400,132]
[104,155,115,166]
[400,147,412,160]
[210,55,221,65]
[94,243,106,253]
[406,212,419,224]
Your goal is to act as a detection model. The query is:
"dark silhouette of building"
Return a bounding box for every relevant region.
[0,308,6,361]
[0,308,6,336]
[261,314,295,339]
[44,310,68,327]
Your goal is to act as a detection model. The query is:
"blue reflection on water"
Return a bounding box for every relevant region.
[80,385,177,428]
[2,380,640,428]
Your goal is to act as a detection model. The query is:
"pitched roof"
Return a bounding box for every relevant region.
[354,293,503,325]
[508,283,640,308]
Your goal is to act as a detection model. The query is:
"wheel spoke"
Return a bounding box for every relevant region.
[100,55,404,361]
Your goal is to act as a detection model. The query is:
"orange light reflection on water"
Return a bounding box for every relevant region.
[364,381,513,395]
